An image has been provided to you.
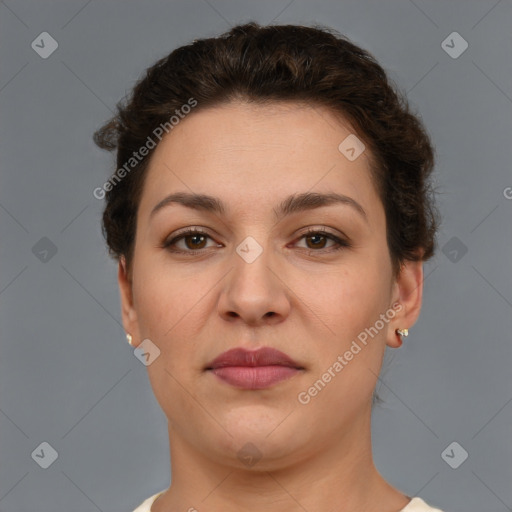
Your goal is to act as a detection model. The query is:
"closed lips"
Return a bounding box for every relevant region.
[205,347,304,390]
[205,347,303,370]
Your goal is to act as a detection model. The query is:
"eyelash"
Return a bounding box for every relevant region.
[161,227,350,255]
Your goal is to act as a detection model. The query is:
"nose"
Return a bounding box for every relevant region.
[217,240,291,327]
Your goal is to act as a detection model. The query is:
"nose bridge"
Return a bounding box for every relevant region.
[232,233,276,296]
[219,231,290,323]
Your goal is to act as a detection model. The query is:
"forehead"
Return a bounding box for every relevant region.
[138,101,381,222]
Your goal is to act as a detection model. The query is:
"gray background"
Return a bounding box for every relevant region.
[1,1,511,511]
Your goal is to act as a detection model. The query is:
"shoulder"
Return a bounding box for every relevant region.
[401,496,446,512]
[131,492,445,512]
[131,491,165,512]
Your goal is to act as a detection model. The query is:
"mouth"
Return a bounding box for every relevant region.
[205,347,304,390]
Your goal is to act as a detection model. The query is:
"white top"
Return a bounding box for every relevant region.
[132,491,446,511]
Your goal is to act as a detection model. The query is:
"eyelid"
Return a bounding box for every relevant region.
[297,225,347,239]
[167,225,214,239]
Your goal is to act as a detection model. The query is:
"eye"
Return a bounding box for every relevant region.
[162,227,350,255]
[162,227,220,253]
[293,228,350,253]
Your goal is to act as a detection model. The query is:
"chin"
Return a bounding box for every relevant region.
[215,436,305,472]
[212,415,307,464]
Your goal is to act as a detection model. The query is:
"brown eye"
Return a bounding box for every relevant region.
[163,227,349,255]
[295,229,349,253]
[183,233,208,250]
[305,233,328,249]
[163,228,218,253]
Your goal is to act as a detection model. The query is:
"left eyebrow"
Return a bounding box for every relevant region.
[149,191,368,224]
[274,191,368,224]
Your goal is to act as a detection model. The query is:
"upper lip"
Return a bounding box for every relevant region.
[205,347,302,370]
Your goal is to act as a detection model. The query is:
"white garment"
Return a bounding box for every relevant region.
[132,491,446,512]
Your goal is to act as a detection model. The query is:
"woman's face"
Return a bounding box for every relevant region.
[119,101,422,468]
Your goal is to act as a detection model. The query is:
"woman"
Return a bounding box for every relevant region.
[94,22,443,512]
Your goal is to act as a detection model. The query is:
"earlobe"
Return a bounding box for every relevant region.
[387,259,424,348]
[118,256,139,345]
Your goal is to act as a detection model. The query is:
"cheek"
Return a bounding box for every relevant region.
[298,266,390,408]
[134,256,192,322]
[132,269,209,420]
[313,259,389,332]
[305,257,391,397]
[132,267,212,362]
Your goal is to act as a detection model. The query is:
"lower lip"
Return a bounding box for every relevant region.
[208,365,301,389]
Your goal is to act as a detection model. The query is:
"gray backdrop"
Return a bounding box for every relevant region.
[1,1,511,511]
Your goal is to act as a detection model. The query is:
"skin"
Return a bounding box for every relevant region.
[118,101,424,512]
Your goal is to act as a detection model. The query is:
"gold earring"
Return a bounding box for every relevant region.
[396,328,409,338]
[126,333,133,346]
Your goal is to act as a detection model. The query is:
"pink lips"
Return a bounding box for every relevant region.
[205,347,303,390]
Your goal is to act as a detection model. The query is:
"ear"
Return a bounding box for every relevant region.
[386,258,424,348]
[118,256,141,347]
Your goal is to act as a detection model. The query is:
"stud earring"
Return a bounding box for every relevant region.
[126,333,133,346]
[395,328,408,347]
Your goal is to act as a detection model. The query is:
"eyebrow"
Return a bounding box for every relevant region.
[150,191,368,223]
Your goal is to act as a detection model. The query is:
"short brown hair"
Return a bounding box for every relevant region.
[93,22,439,276]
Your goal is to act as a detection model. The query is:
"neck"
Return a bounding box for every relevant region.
[152,405,410,512]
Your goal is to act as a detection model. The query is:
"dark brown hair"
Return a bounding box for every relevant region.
[93,22,439,276]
